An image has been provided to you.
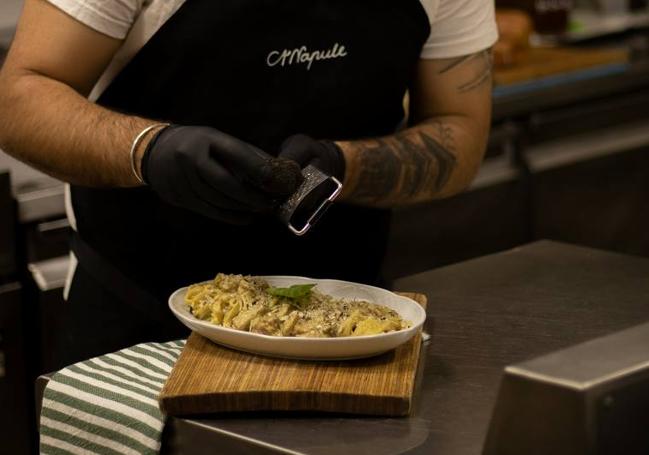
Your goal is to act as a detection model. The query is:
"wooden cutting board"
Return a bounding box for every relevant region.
[159,292,427,417]
[494,47,629,86]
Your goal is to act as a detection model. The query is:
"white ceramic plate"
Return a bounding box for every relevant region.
[168,275,427,360]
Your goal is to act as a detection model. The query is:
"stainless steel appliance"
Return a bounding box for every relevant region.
[484,322,649,455]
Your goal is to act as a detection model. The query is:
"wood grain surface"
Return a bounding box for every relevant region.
[494,47,629,85]
[159,292,427,417]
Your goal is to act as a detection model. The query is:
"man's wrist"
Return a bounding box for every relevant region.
[131,123,169,185]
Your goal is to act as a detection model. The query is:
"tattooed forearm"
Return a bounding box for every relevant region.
[341,121,457,205]
[439,50,493,93]
[337,50,493,207]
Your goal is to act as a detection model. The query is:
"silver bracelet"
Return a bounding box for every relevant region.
[130,123,170,184]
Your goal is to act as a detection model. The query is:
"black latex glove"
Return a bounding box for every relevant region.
[278,134,346,182]
[141,125,303,224]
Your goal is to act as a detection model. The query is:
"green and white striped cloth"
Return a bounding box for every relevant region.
[39,340,186,455]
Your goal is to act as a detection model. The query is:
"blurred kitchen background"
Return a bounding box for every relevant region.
[2,0,649,453]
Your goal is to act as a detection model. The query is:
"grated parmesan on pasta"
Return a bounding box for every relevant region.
[185,274,410,337]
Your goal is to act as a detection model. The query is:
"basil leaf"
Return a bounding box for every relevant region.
[268,284,316,299]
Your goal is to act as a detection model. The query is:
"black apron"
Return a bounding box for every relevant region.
[57,0,431,367]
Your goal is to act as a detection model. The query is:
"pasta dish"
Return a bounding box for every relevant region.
[185,274,410,337]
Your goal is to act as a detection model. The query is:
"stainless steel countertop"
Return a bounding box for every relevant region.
[156,241,649,455]
[35,241,649,455]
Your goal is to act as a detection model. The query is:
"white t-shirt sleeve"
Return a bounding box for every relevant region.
[420,0,498,59]
[45,0,147,39]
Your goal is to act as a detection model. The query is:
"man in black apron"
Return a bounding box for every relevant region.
[0,0,497,367]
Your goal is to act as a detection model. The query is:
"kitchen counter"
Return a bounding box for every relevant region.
[35,241,649,454]
[491,8,649,123]
[492,56,649,123]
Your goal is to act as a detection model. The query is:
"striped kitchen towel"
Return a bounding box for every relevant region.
[39,339,186,455]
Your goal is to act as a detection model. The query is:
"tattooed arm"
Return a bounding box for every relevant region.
[338,50,493,207]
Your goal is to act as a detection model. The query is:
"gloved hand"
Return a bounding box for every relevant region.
[278,134,346,182]
[141,125,303,224]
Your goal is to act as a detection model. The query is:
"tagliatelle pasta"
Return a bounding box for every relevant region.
[185,274,410,337]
